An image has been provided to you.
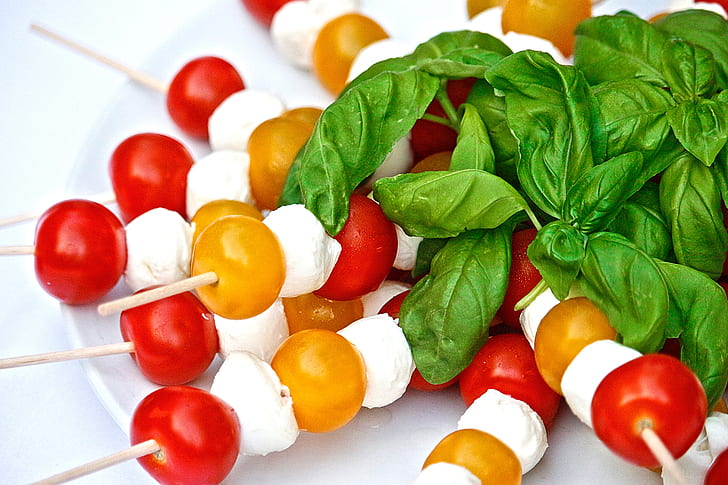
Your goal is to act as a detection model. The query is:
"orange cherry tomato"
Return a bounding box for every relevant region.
[190,199,263,244]
[280,106,323,127]
[248,116,315,211]
[312,13,389,95]
[191,215,285,319]
[423,428,522,484]
[271,329,366,433]
[534,297,617,395]
[409,151,453,173]
[467,0,505,18]
[282,292,363,334]
[501,0,592,57]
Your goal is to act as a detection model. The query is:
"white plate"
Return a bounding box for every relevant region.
[62,0,669,483]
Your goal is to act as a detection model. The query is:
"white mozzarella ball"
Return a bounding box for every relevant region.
[393,224,422,271]
[123,208,192,292]
[309,0,360,20]
[668,0,727,17]
[362,135,414,191]
[210,351,299,456]
[457,389,547,474]
[263,204,341,297]
[338,314,415,408]
[413,462,481,485]
[663,412,728,485]
[519,288,559,348]
[208,89,285,152]
[271,1,322,70]
[185,150,253,219]
[560,339,642,428]
[361,280,412,317]
[215,299,289,362]
[347,38,414,82]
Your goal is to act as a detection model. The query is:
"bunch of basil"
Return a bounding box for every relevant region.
[280,10,728,406]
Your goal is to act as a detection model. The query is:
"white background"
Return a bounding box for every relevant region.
[0,1,682,484]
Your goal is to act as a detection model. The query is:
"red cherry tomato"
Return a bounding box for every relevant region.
[241,0,295,27]
[120,291,218,385]
[315,195,398,301]
[109,133,194,223]
[705,447,728,485]
[410,78,476,162]
[459,333,562,428]
[591,353,708,468]
[34,199,126,304]
[130,386,240,485]
[166,56,245,139]
[498,228,542,328]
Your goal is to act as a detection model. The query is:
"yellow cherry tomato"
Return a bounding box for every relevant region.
[467,0,505,19]
[271,328,367,433]
[410,151,453,173]
[191,215,285,319]
[280,106,323,127]
[282,292,364,334]
[248,116,314,211]
[534,297,616,394]
[424,428,522,484]
[190,199,263,244]
[312,13,389,95]
[501,0,592,58]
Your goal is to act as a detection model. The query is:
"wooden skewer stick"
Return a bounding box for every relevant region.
[30,23,169,94]
[0,191,116,228]
[30,439,160,485]
[0,245,35,255]
[640,427,690,485]
[98,271,219,316]
[0,341,134,370]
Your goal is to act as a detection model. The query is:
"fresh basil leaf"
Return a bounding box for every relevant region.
[527,221,587,300]
[666,98,728,166]
[591,79,676,178]
[417,48,505,79]
[341,55,417,95]
[485,50,604,218]
[450,104,495,172]
[578,232,668,353]
[412,238,449,279]
[574,14,668,86]
[609,182,673,261]
[564,151,645,232]
[465,79,518,184]
[400,227,511,384]
[662,39,716,102]
[412,30,512,62]
[296,69,440,234]
[659,152,728,278]
[277,155,304,206]
[656,261,728,407]
[373,169,531,239]
[654,9,728,90]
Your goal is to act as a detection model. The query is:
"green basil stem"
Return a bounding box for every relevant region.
[513,278,549,312]
[524,205,543,231]
[435,79,462,131]
[421,112,457,129]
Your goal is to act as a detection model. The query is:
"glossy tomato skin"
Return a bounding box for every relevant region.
[34,199,126,304]
[498,228,541,328]
[166,56,245,139]
[120,291,218,385]
[109,133,194,223]
[241,0,294,27]
[131,386,241,485]
[705,447,728,485]
[315,195,398,301]
[591,354,708,468]
[459,333,561,428]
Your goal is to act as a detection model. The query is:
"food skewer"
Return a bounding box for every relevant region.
[0,342,134,369]
[639,427,690,485]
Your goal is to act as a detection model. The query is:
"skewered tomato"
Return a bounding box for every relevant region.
[498,228,542,328]
[534,297,616,395]
[271,328,366,432]
[109,133,194,223]
[705,448,728,485]
[191,215,285,319]
[315,195,398,301]
[241,0,295,27]
[130,386,240,485]
[190,199,263,244]
[166,56,245,139]
[282,292,363,333]
[591,354,707,468]
[312,13,388,95]
[501,0,592,57]
[34,199,126,304]
[460,333,561,428]
[120,291,217,385]
[423,428,522,484]
[467,0,505,18]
